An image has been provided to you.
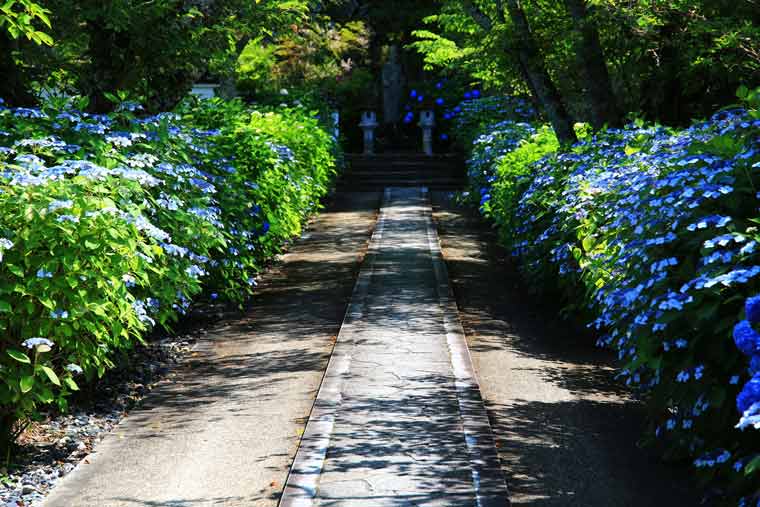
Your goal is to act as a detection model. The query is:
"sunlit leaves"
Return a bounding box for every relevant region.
[0,0,52,45]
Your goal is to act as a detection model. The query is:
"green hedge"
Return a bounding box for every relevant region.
[458,93,760,505]
[0,96,338,453]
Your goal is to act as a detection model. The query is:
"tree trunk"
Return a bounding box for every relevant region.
[563,0,622,129]
[516,56,542,113]
[0,33,37,107]
[504,0,577,145]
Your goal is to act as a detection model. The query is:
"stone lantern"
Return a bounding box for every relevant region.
[419,110,436,156]
[359,111,379,155]
[190,83,220,99]
[331,111,340,140]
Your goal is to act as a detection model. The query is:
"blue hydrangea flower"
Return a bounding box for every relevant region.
[750,355,760,375]
[733,320,760,356]
[50,309,68,319]
[736,401,760,430]
[22,337,54,349]
[746,294,760,324]
[736,373,760,413]
[36,269,53,279]
[65,363,83,375]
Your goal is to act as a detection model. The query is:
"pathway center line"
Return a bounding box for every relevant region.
[279,188,390,507]
[422,187,511,507]
[279,187,509,507]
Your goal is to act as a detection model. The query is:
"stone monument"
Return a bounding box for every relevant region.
[381,45,404,125]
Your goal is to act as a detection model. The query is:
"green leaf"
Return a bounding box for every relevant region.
[19,375,35,393]
[7,348,31,364]
[40,366,60,386]
[746,455,760,475]
[35,387,54,403]
[737,85,750,99]
[0,2,16,16]
[33,30,53,46]
[0,300,10,312]
[63,377,79,391]
[6,264,24,277]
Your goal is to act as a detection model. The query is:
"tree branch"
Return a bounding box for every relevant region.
[462,0,494,32]
[494,0,506,24]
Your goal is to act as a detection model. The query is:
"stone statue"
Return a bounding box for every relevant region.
[382,45,404,125]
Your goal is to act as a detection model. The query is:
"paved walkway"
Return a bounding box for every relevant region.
[41,193,380,507]
[280,188,508,506]
[40,188,507,507]
[431,192,699,507]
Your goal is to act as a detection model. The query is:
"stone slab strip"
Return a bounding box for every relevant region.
[422,187,511,507]
[280,187,509,506]
[279,188,391,507]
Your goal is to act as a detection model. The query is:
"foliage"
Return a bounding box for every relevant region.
[0,0,52,45]
[488,125,558,245]
[236,39,279,98]
[591,0,760,122]
[451,94,536,149]
[456,93,760,504]
[235,18,371,105]
[413,0,760,126]
[410,1,537,94]
[2,0,313,109]
[0,95,338,454]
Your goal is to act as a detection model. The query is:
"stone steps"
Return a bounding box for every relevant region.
[339,153,467,191]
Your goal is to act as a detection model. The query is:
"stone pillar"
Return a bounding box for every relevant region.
[419,110,435,156]
[359,111,379,155]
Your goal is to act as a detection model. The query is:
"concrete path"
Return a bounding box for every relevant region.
[280,188,508,507]
[431,192,698,507]
[41,192,381,507]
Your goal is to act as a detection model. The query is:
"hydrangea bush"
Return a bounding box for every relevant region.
[451,95,536,150]
[458,94,760,504]
[0,96,338,453]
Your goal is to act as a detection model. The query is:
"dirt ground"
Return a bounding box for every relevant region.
[431,191,699,507]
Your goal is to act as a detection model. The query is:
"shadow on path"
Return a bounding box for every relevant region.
[431,191,698,507]
[41,191,382,507]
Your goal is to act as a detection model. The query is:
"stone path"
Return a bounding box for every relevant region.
[280,188,508,507]
[431,192,699,507]
[40,192,380,507]
[38,188,507,507]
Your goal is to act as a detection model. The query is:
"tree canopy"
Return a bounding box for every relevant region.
[412,0,760,134]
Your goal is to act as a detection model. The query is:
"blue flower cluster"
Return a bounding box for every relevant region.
[458,96,760,503]
[0,96,338,433]
[733,298,760,431]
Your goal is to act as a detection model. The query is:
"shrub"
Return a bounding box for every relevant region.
[458,94,760,504]
[487,125,559,247]
[452,95,536,150]
[0,95,338,454]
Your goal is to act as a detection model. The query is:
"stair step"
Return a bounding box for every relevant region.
[340,152,466,191]
[348,170,462,177]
